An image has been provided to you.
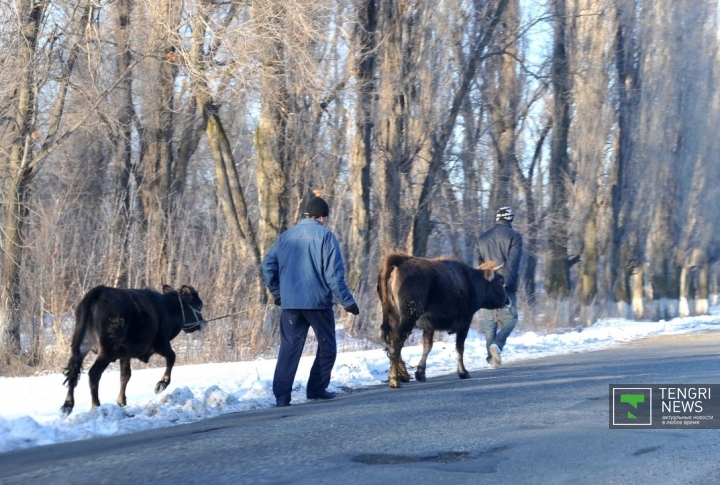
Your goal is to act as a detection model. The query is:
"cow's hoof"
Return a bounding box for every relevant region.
[60,405,73,418]
[389,379,402,388]
[117,399,127,407]
[397,362,411,381]
[457,371,471,379]
[155,381,169,394]
[415,371,426,382]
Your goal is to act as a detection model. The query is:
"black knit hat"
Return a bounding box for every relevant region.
[305,197,329,218]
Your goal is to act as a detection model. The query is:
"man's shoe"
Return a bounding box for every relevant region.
[489,344,502,367]
[307,390,337,400]
[276,401,291,407]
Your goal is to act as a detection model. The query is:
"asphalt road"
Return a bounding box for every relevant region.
[2,331,720,485]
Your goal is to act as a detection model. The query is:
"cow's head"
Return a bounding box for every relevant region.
[477,261,508,309]
[181,285,204,332]
[479,261,503,279]
[165,285,205,332]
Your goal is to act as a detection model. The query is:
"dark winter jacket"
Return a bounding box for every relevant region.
[476,220,523,293]
[262,218,356,310]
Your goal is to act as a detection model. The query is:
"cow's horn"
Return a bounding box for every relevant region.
[492,262,504,272]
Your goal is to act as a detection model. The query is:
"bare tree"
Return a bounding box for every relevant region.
[545,0,572,298]
[0,1,90,359]
[132,2,184,285]
[347,0,376,291]
[413,0,510,256]
[566,0,614,313]
[606,0,642,316]
[109,0,139,288]
[0,0,718,371]
[483,0,521,214]
[374,0,417,252]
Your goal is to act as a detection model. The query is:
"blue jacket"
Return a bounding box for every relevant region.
[262,218,356,310]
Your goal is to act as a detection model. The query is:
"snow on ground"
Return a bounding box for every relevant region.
[1,310,719,453]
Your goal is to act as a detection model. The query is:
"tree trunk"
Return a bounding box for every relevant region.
[485,0,520,214]
[631,266,644,320]
[188,4,262,276]
[253,0,290,257]
[134,2,182,285]
[647,195,673,321]
[110,0,137,288]
[609,0,639,309]
[545,0,571,297]
[461,97,480,265]
[515,120,549,305]
[695,262,709,316]
[649,254,669,322]
[568,0,613,310]
[579,201,599,305]
[1,1,89,359]
[1,2,47,358]
[376,0,412,252]
[348,0,376,289]
[678,265,691,317]
[1,172,29,358]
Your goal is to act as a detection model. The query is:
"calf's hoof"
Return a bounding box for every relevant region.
[415,370,427,382]
[60,405,73,418]
[155,381,169,394]
[457,370,471,379]
[389,378,402,388]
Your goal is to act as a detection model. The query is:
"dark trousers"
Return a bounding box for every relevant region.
[273,309,337,404]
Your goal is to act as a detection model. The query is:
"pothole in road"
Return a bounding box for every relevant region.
[633,446,662,456]
[351,445,511,466]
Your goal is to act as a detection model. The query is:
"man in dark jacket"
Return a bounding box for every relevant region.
[262,196,359,407]
[476,206,523,368]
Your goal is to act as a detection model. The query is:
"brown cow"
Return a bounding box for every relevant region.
[377,253,507,388]
[61,285,204,416]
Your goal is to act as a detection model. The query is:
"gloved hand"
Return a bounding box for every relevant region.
[344,303,360,315]
[274,297,281,306]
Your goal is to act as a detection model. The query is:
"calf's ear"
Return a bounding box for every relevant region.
[162,284,174,294]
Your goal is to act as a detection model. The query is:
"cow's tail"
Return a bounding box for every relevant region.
[380,321,394,347]
[63,286,102,387]
[378,253,409,346]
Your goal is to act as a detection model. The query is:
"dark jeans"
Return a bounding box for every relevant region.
[273,309,337,404]
[480,292,518,362]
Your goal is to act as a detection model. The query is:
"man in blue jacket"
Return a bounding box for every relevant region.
[476,206,523,369]
[262,196,359,407]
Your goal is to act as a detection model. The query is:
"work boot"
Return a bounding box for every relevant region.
[307,390,337,400]
[490,343,502,367]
